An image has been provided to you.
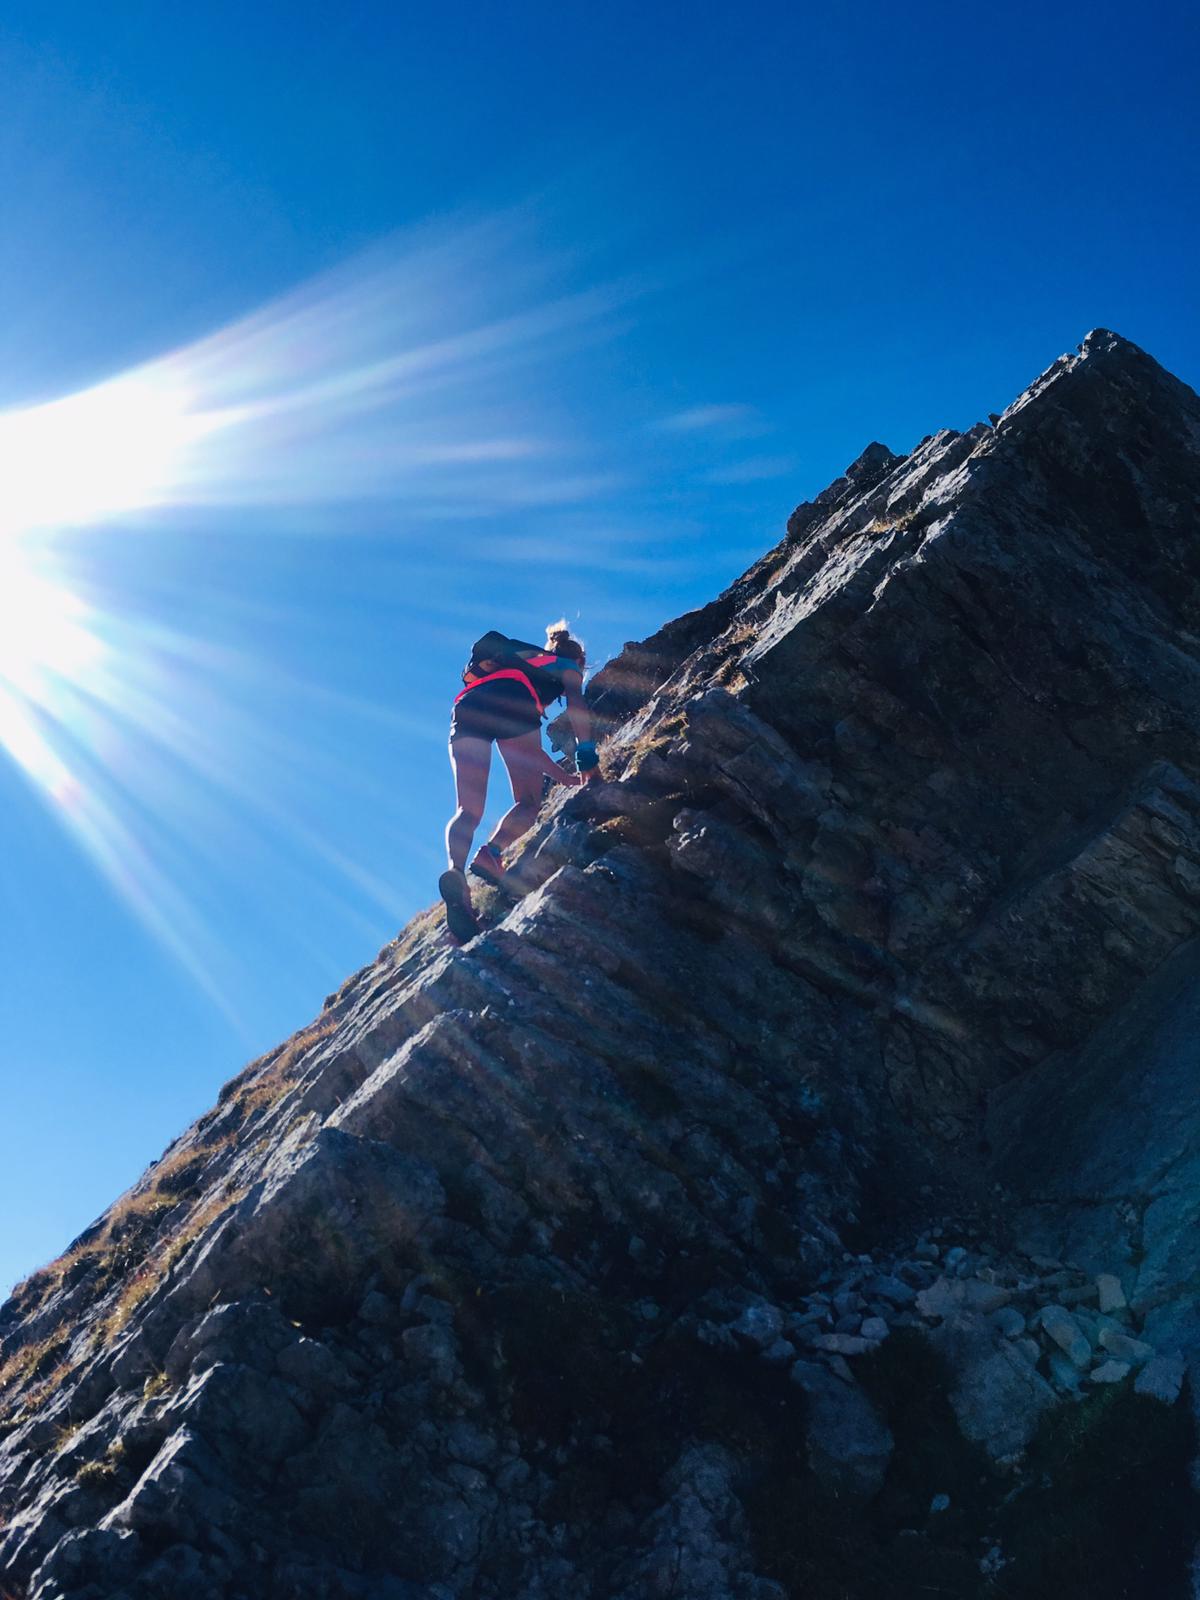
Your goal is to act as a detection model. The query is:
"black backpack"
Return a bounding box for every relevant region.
[463,632,577,709]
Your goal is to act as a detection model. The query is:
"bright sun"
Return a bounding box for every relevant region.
[0,371,213,727]
[0,221,573,995]
[0,373,204,540]
[0,374,196,797]
[0,544,101,693]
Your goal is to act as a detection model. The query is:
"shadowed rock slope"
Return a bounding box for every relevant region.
[3,330,1200,1599]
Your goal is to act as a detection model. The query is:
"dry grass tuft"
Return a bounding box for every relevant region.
[2,1179,250,1423]
[864,507,921,536]
[1,1009,339,1426]
[75,1439,124,1486]
[12,1013,330,1322]
[99,1185,248,1344]
[13,1361,74,1424]
[11,1129,241,1320]
[222,1018,338,1123]
[0,1333,71,1398]
[387,904,447,970]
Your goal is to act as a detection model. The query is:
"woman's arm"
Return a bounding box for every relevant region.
[562,670,591,745]
[562,669,599,778]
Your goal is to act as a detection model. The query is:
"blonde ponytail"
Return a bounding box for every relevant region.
[546,618,585,666]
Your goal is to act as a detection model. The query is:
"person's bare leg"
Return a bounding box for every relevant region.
[488,731,576,856]
[446,736,490,871]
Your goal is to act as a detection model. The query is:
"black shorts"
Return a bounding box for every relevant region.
[450,679,541,743]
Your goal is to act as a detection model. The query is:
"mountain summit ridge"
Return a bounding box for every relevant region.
[3,330,1200,1599]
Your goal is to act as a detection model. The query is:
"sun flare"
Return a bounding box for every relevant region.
[0,544,101,693]
[0,217,622,1004]
[0,375,210,539]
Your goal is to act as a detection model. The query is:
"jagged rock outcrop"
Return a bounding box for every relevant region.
[2,330,1199,1598]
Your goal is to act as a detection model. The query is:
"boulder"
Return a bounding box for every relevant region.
[790,1360,894,1498]
[1038,1307,1092,1370]
[1134,1353,1187,1405]
[928,1315,1058,1458]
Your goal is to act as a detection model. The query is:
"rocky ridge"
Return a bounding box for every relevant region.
[2,330,1199,1597]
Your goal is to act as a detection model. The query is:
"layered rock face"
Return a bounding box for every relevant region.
[2,330,1199,1598]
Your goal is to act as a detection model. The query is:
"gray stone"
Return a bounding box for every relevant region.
[993,915,1200,1368]
[163,1298,295,1384]
[810,1334,871,1357]
[1097,1327,1154,1365]
[979,1545,1006,1578]
[610,1442,772,1599]
[28,1528,141,1597]
[494,1458,530,1493]
[410,1293,454,1327]
[991,1306,1026,1338]
[276,1337,352,1396]
[865,1274,916,1307]
[917,1275,1009,1320]
[1047,1351,1084,1393]
[1134,1352,1187,1404]
[928,1314,1058,1457]
[761,1338,797,1364]
[443,1421,498,1468]
[795,1300,827,1321]
[916,1276,961,1319]
[138,1540,219,1599]
[1038,1306,1092,1369]
[790,1360,894,1498]
[359,1290,393,1325]
[101,1426,243,1546]
[730,1300,785,1349]
[400,1324,458,1384]
[1058,1282,1100,1308]
[961,1279,1012,1314]
[860,1316,889,1342]
[1089,1359,1131,1384]
[156,1361,308,1466]
[1071,1310,1103,1349]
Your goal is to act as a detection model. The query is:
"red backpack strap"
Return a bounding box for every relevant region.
[454,668,544,714]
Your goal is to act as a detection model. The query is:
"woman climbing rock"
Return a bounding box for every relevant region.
[439,620,598,943]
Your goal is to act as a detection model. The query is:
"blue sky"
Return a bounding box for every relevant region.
[0,0,1197,1293]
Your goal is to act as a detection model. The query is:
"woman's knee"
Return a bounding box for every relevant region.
[452,804,484,829]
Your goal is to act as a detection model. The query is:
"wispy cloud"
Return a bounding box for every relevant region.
[703,454,796,485]
[654,402,763,437]
[0,210,641,541]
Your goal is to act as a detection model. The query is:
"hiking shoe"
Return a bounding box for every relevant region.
[468,843,510,890]
[438,869,479,945]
